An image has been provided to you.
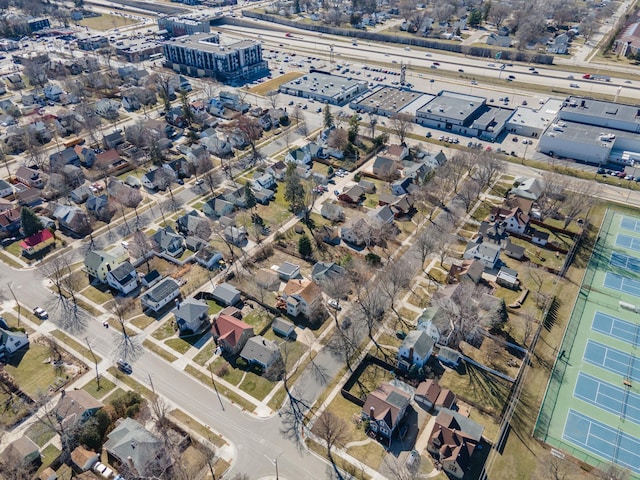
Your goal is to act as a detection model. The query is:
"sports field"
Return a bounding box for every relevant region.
[535,209,640,478]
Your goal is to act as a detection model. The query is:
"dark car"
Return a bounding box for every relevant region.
[117,359,132,374]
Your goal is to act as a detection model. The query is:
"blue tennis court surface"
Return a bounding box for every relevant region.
[584,340,640,382]
[621,216,640,233]
[592,311,640,346]
[563,410,640,474]
[615,234,640,252]
[604,272,640,297]
[610,252,640,273]
[574,372,640,425]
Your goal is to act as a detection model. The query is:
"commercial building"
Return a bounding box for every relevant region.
[349,86,433,118]
[505,99,562,138]
[279,72,368,106]
[28,17,50,32]
[416,91,512,141]
[158,16,210,37]
[78,36,109,51]
[538,96,640,166]
[163,33,267,84]
[115,39,163,62]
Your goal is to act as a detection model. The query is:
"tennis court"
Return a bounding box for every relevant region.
[620,216,640,233]
[584,340,640,382]
[564,410,640,472]
[592,311,640,346]
[535,210,640,478]
[603,272,640,297]
[610,252,640,273]
[615,233,640,252]
[574,372,640,425]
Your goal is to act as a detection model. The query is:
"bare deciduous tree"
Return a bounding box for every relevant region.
[475,156,504,190]
[112,298,142,361]
[379,259,413,321]
[390,112,414,145]
[314,411,348,462]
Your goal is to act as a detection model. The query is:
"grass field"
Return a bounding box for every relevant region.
[248,71,303,96]
[78,14,139,31]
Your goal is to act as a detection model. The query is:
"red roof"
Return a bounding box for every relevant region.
[20,229,53,249]
[212,314,252,348]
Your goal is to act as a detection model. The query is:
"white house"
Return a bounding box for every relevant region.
[397,330,435,370]
[106,261,139,295]
[281,279,322,317]
[0,326,29,356]
[463,241,500,269]
[285,147,311,165]
[502,208,529,234]
[321,201,345,222]
[140,278,181,312]
[252,172,276,191]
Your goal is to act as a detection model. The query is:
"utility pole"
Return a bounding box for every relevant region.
[7,282,20,327]
[208,363,225,410]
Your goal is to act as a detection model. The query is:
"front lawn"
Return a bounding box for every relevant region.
[82,376,116,399]
[238,372,275,401]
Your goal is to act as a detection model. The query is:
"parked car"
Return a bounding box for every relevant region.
[33,307,48,319]
[117,359,132,374]
[328,299,341,310]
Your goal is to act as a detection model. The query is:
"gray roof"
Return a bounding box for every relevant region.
[311,261,345,282]
[143,269,161,284]
[212,282,240,305]
[172,297,208,330]
[103,418,162,476]
[272,317,294,335]
[418,91,487,124]
[152,226,183,252]
[240,335,280,367]
[436,408,484,442]
[108,261,136,283]
[401,330,435,359]
[143,277,180,303]
[352,85,426,115]
[278,261,300,277]
[84,250,106,271]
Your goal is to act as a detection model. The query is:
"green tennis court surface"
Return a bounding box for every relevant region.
[535,210,640,478]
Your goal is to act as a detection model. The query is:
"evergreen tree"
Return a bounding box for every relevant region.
[244,181,257,212]
[21,207,44,237]
[284,162,306,214]
[323,104,334,129]
[298,234,312,257]
[348,113,359,144]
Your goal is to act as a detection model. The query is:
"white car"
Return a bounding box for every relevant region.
[33,307,48,319]
[328,299,341,310]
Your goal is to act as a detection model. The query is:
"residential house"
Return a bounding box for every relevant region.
[70,185,93,204]
[311,261,346,284]
[104,418,164,478]
[176,210,208,237]
[49,147,80,169]
[338,185,365,204]
[277,261,300,281]
[84,246,129,282]
[165,157,191,179]
[252,172,276,191]
[106,261,139,295]
[44,84,63,102]
[420,149,447,169]
[15,166,44,188]
[415,379,456,412]
[447,259,483,284]
[438,346,462,368]
[272,317,295,338]
[20,229,55,256]
[0,178,13,198]
[368,204,395,225]
[478,221,508,246]
[212,314,254,354]
[152,226,184,257]
[496,267,519,289]
[391,177,413,196]
[266,161,287,181]
[202,196,234,218]
[223,183,248,208]
[201,135,233,156]
[372,155,397,178]
[547,33,569,54]
[94,150,123,174]
[86,194,110,219]
[103,130,124,149]
[38,467,56,480]
[70,446,99,472]
[0,208,21,234]
[320,201,345,222]
[74,146,96,168]
[1,436,40,467]
[0,199,11,212]
[52,204,91,237]
[140,277,181,313]
[340,218,367,246]
[486,31,512,48]
[397,330,435,370]
[173,298,209,334]
[501,207,530,234]
[281,278,322,317]
[427,408,484,479]
[121,93,141,111]
[318,225,341,245]
[362,383,411,444]
[254,188,274,205]
[285,147,311,165]
[384,144,409,162]
[308,142,327,160]
[511,177,544,201]
[224,225,248,247]
[463,241,500,269]
[211,282,241,307]
[141,270,161,288]
[240,335,282,370]
[55,390,103,428]
[389,195,414,218]
[16,187,42,208]
[0,326,29,357]
[185,236,204,252]
[194,246,223,269]
[5,73,25,90]
[95,98,120,118]
[140,168,171,191]
[358,179,376,194]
